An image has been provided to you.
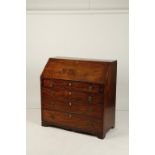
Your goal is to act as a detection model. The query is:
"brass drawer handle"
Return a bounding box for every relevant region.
[69,102,72,106]
[88,96,93,103]
[69,91,72,95]
[68,82,72,86]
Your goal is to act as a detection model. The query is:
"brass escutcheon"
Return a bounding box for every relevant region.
[69,102,72,106]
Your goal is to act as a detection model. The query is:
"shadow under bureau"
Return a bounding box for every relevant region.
[40,58,117,139]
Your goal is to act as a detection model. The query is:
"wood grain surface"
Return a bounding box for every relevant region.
[41,58,117,139]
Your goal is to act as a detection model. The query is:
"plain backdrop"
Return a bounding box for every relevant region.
[26,0,128,10]
[26,11,128,110]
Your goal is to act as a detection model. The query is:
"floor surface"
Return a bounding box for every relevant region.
[27,109,128,155]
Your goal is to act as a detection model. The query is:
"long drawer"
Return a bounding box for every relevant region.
[42,87,103,104]
[42,110,103,134]
[42,79,104,94]
[42,97,103,119]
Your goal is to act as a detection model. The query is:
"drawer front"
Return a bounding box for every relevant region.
[42,79,104,93]
[42,88,103,104]
[42,97,103,119]
[42,110,102,134]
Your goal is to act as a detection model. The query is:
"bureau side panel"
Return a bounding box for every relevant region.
[103,61,117,134]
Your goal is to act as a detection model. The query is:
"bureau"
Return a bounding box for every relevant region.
[40,57,117,139]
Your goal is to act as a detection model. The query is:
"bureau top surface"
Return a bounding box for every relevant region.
[41,57,117,84]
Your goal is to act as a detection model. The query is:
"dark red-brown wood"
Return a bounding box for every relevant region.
[41,57,117,139]
[42,96,103,119]
[42,110,103,135]
[42,87,103,104]
[42,79,104,93]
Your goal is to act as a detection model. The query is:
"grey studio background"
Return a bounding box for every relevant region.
[27,1,128,155]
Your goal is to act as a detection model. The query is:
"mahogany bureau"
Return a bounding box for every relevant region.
[40,58,117,139]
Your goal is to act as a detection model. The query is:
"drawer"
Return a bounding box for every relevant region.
[42,110,102,134]
[42,87,103,104]
[42,97,103,119]
[42,79,104,93]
